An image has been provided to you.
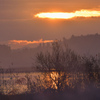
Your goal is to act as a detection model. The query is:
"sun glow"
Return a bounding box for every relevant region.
[9,39,53,45]
[35,10,100,19]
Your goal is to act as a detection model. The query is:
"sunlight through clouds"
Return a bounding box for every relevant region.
[35,10,100,19]
[8,39,53,49]
[9,39,53,45]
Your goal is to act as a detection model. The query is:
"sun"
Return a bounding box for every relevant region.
[35,10,100,19]
[35,12,75,19]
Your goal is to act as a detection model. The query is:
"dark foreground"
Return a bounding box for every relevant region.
[1,84,100,100]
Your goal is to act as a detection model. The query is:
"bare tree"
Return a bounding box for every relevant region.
[83,56,100,82]
[36,41,81,91]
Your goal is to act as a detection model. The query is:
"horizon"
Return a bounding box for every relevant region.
[0,33,99,49]
[0,0,100,49]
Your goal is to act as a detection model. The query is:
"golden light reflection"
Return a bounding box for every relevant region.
[50,72,59,89]
[1,72,99,95]
[35,10,100,19]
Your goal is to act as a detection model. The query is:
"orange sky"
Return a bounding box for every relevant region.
[0,0,100,49]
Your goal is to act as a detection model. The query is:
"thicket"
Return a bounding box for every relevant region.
[36,41,100,92]
[0,41,100,95]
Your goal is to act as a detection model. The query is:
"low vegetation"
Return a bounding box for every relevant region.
[0,41,100,100]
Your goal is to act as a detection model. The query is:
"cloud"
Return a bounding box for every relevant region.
[8,39,53,49]
[0,1,100,43]
[35,10,100,19]
[0,0,100,21]
[9,39,53,44]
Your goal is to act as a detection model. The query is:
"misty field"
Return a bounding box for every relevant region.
[0,41,100,100]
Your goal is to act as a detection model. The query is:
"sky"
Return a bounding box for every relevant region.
[0,0,100,49]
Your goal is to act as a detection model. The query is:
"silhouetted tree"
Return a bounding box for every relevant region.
[36,41,81,91]
[83,56,100,82]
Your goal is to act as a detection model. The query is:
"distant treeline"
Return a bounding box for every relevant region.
[0,33,100,68]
